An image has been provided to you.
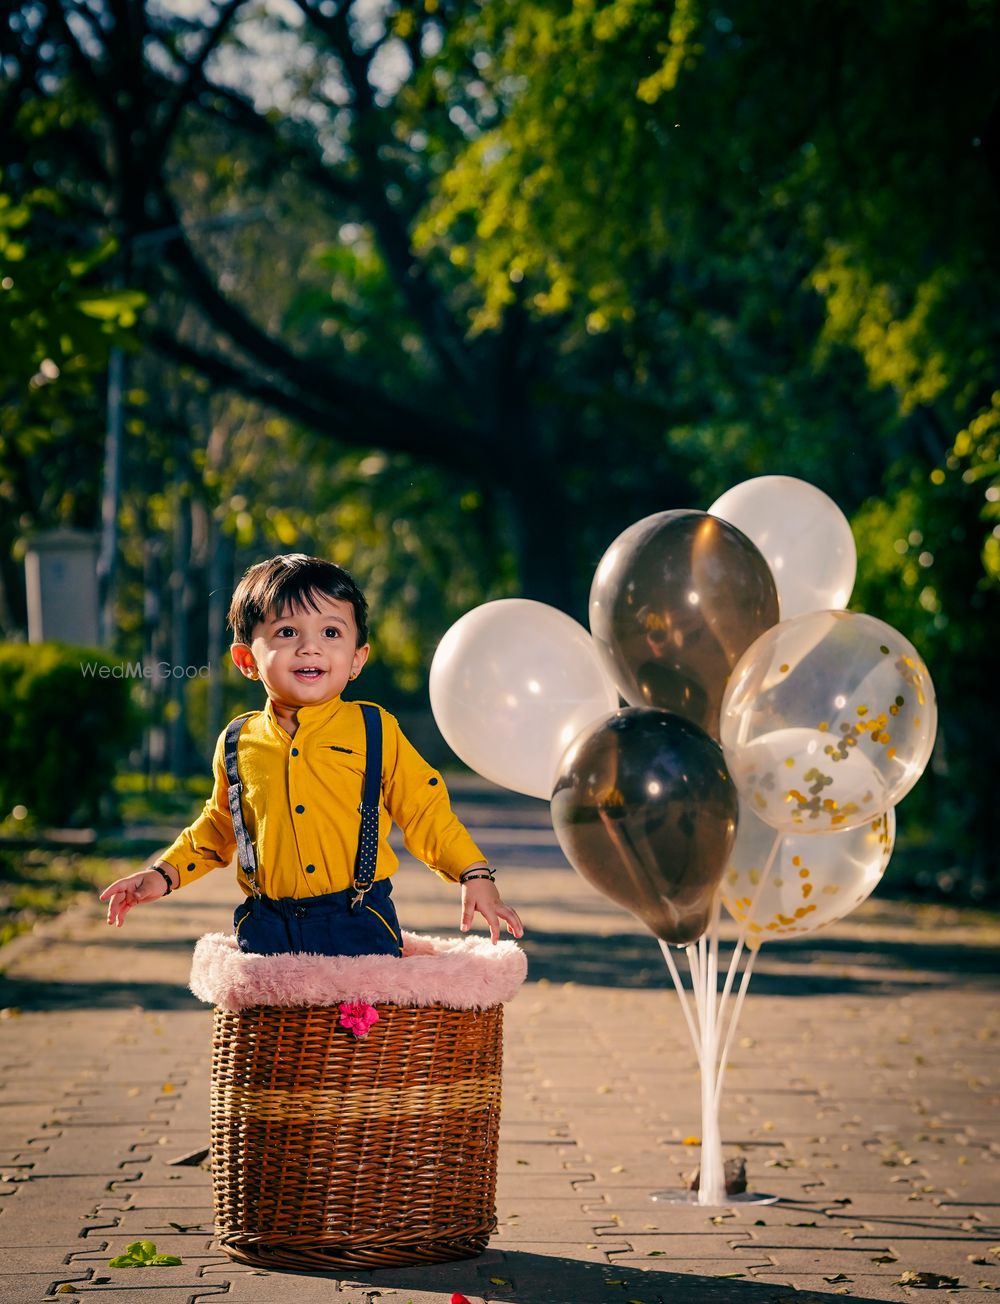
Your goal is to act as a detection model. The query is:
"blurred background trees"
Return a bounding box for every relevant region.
[1,0,997,893]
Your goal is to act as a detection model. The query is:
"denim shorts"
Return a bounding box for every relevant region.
[233,878,402,957]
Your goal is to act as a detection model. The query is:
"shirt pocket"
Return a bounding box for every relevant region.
[313,739,368,784]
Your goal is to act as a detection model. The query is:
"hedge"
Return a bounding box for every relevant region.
[0,643,141,828]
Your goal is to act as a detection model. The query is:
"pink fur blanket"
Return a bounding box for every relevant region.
[189,930,527,1012]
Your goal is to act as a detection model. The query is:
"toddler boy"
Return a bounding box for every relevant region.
[100,554,524,956]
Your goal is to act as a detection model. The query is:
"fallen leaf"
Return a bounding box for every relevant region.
[824,1273,852,1283]
[872,1253,899,1264]
[611,1164,626,1173]
[896,1270,960,1288]
[978,1282,1000,1292]
[792,1220,818,1227]
[682,1135,701,1145]
[489,1278,510,1287]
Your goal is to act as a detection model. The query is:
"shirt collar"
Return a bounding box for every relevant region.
[265,695,345,740]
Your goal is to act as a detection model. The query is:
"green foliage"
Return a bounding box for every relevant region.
[109,1240,182,1268]
[850,438,999,888]
[0,644,142,827]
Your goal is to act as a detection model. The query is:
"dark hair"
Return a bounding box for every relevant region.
[227,554,369,646]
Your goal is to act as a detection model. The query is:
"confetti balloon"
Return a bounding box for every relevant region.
[430,599,619,801]
[720,803,895,947]
[589,510,779,740]
[709,475,857,619]
[720,610,937,834]
[551,708,738,945]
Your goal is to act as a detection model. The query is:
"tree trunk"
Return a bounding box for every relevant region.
[502,462,584,621]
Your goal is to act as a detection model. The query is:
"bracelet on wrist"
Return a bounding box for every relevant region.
[460,866,496,884]
[150,863,174,895]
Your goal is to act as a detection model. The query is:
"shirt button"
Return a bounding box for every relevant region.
[305,863,316,873]
[291,748,299,756]
[187,862,196,871]
[428,777,439,786]
[295,804,305,813]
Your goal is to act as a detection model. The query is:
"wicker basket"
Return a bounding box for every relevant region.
[191,932,525,1270]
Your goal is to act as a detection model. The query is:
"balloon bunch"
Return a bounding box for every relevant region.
[430,474,937,1206]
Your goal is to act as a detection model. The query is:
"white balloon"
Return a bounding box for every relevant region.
[429,599,620,800]
[709,475,857,618]
[720,802,895,946]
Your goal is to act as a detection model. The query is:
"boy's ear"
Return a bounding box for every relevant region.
[352,642,370,678]
[230,644,258,678]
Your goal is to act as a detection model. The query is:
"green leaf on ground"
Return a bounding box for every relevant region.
[108,1240,182,1268]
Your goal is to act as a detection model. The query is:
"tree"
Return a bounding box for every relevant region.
[3,0,999,883]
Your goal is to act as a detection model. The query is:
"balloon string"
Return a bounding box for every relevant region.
[658,939,701,1058]
[685,941,704,1039]
[698,897,725,1205]
[715,828,783,1060]
[713,945,758,1113]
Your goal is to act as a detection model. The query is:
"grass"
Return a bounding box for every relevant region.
[0,775,210,948]
[112,770,209,824]
[0,848,137,947]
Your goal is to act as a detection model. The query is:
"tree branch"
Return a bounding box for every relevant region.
[148,0,249,168]
[295,0,478,403]
[146,326,483,475]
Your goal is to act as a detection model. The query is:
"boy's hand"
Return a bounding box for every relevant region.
[460,879,524,945]
[99,865,175,927]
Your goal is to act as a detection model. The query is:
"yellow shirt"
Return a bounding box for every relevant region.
[158,696,485,899]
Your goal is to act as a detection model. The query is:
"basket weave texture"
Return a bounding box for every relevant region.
[195,932,523,1270]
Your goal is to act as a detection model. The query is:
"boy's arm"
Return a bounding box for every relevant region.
[100,861,177,927]
[381,714,523,940]
[380,714,486,881]
[99,732,237,926]
[155,732,237,889]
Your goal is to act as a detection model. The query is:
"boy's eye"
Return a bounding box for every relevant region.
[323,627,341,638]
[276,626,296,637]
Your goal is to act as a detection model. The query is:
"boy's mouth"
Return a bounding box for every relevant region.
[293,667,325,680]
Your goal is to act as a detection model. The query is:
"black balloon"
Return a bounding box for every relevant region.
[589,510,779,740]
[551,708,739,945]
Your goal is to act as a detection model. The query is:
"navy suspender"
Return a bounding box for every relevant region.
[224,712,259,897]
[351,704,383,907]
[223,703,383,903]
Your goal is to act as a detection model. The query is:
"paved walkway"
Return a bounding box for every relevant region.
[1,780,999,1304]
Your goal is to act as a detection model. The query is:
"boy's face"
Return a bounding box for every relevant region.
[231,594,369,711]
